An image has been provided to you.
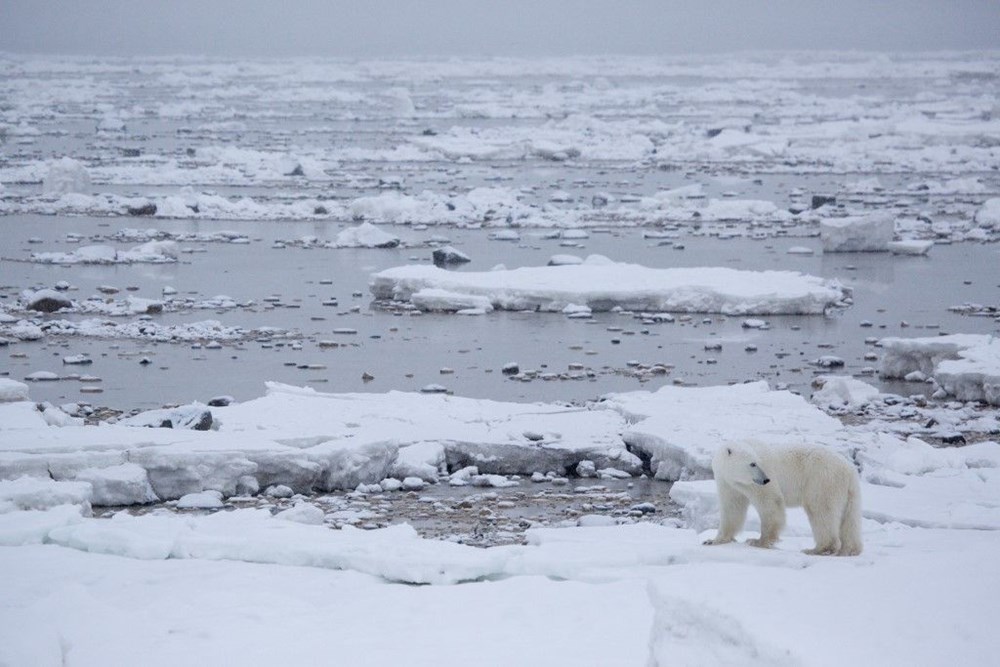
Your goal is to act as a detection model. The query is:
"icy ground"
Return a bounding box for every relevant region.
[2,377,1000,665]
[2,50,1000,664]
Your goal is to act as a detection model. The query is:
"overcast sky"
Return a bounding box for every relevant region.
[2,0,998,58]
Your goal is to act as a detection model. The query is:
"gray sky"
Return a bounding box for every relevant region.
[2,0,998,57]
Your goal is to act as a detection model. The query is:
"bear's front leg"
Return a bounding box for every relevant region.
[745,492,785,549]
[704,482,749,545]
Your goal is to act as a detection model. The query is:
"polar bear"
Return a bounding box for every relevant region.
[704,440,863,556]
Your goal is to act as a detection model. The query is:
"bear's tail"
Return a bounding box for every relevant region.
[838,474,863,556]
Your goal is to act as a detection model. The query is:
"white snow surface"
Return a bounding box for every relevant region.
[372,257,849,315]
[2,379,1000,664]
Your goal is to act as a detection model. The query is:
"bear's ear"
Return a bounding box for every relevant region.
[726,447,732,456]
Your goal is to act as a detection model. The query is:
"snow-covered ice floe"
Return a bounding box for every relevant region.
[879,334,1000,405]
[2,378,1000,664]
[28,240,178,264]
[371,256,850,315]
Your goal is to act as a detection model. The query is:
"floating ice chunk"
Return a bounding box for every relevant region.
[563,303,592,318]
[489,229,521,241]
[888,240,933,255]
[821,212,895,252]
[70,245,117,263]
[334,222,400,248]
[42,157,90,196]
[123,239,178,262]
[25,371,60,382]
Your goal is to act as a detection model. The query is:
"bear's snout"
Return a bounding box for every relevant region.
[760,477,770,485]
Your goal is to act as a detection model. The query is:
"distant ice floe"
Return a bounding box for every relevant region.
[28,240,179,264]
[371,256,850,315]
[879,334,1000,405]
[0,316,292,345]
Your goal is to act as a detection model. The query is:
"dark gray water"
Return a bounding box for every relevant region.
[3,214,997,410]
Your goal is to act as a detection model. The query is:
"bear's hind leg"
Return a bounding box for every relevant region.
[803,498,842,556]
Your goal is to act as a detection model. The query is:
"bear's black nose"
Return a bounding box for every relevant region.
[762,478,770,485]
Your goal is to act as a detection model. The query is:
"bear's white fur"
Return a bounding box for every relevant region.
[704,440,863,556]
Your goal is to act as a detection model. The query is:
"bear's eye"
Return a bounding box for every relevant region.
[749,462,757,468]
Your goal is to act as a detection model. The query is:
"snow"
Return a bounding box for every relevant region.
[372,257,849,315]
[1,377,999,664]
[3,50,1000,665]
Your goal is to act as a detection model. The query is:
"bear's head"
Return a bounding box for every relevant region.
[715,444,770,486]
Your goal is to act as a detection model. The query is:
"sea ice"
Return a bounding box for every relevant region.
[821,212,895,252]
[372,257,849,315]
[880,334,1000,405]
[41,157,90,196]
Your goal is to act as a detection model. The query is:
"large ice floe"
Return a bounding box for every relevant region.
[879,334,1000,405]
[371,256,850,315]
[2,378,1000,664]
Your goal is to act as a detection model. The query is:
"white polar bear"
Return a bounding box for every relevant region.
[704,440,863,556]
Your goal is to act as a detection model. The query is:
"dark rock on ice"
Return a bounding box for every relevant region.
[126,203,157,216]
[432,246,471,265]
[811,195,837,209]
[207,395,234,407]
[120,405,214,431]
[26,289,73,313]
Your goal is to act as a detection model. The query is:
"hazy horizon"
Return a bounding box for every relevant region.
[2,0,998,59]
